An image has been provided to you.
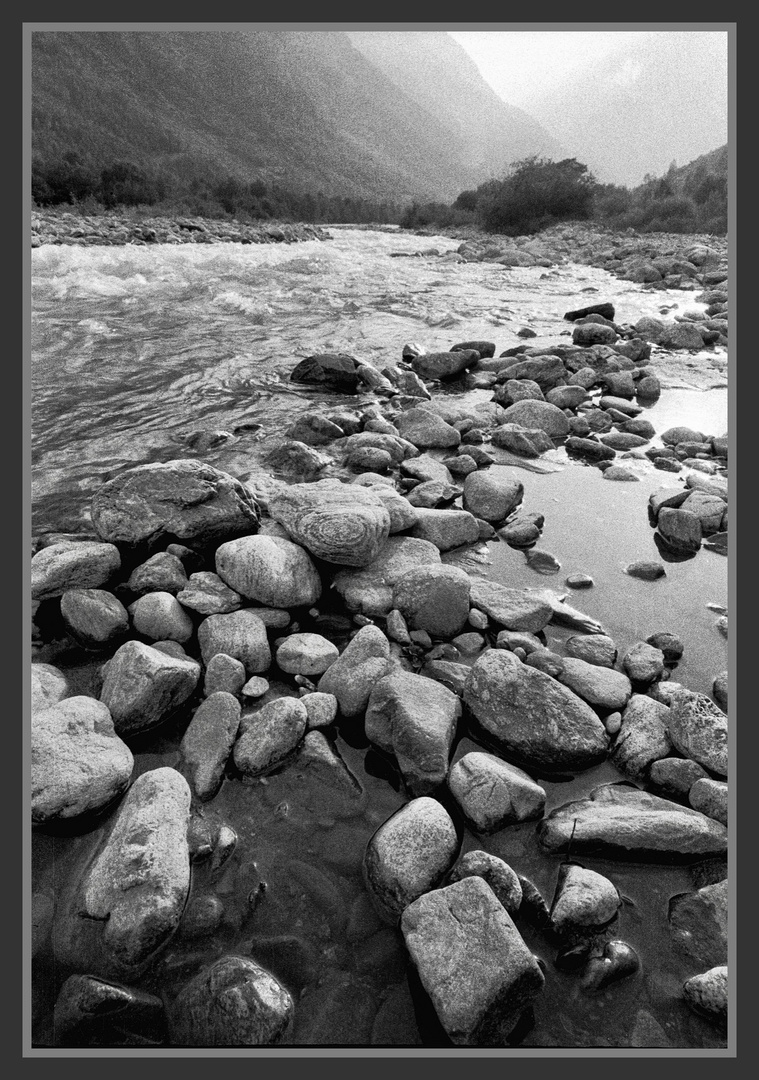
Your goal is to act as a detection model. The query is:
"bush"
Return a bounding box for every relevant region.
[478,156,597,235]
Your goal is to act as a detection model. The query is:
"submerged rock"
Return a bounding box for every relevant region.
[468,579,554,633]
[170,955,294,1046]
[179,691,241,800]
[668,879,728,969]
[401,876,544,1046]
[233,697,307,776]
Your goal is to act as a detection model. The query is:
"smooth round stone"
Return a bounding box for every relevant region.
[688,778,728,826]
[622,641,665,684]
[602,465,640,481]
[130,591,195,644]
[241,676,270,699]
[683,966,727,1026]
[648,757,709,797]
[564,634,618,668]
[712,671,728,710]
[467,609,489,631]
[198,610,272,674]
[495,629,545,655]
[347,447,394,472]
[392,564,471,639]
[450,632,485,656]
[31,540,121,601]
[216,535,321,608]
[550,864,620,938]
[565,574,594,589]
[605,712,622,736]
[275,633,339,676]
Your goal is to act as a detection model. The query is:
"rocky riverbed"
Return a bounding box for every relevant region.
[30,218,729,1050]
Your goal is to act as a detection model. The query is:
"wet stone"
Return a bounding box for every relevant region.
[448,850,522,917]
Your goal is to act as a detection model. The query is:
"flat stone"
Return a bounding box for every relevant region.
[558,657,632,711]
[410,508,480,551]
[648,757,710,797]
[538,783,728,861]
[468,579,554,633]
[668,880,728,969]
[564,634,617,667]
[175,572,243,615]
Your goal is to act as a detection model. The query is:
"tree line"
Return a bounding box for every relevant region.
[32,151,726,236]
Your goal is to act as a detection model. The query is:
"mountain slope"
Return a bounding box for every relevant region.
[346,31,567,181]
[31,30,562,203]
[527,31,728,188]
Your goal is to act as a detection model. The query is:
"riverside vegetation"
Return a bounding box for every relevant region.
[30,214,729,1049]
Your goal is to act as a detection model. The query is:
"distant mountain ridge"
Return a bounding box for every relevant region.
[528,31,728,188]
[31,30,564,204]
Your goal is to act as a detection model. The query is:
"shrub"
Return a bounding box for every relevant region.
[478,156,598,235]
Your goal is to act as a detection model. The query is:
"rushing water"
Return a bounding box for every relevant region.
[30,228,729,1049]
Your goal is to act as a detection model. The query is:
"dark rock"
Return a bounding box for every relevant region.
[289,352,360,393]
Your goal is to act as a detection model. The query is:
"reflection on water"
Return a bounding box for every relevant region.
[30,229,729,1049]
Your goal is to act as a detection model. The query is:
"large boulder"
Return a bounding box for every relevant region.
[667,689,727,777]
[447,751,545,833]
[32,697,133,823]
[100,640,201,738]
[498,400,570,438]
[332,536,441,617]
[468,579,554,633]
[91,460,260,549]
[170,955,294,1046]
[462,471,523,523]
[54,768,191,978]
[31,540,121,601]
[215,534,321,607]
[268,479,390,567]
[197,609,272,674]
[463,649,608,772]
[317,624,392,717]
[289,352,360,393]
[538,783,728,861]
[657,508,702,554]
[365,670,460,795]
[401,876,544,1046]
[363,797,459,923]
[392,564,471,638]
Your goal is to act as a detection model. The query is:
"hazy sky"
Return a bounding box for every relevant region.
[448,30,658,107]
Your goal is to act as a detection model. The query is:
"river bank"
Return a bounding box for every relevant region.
[30,223,730,1050]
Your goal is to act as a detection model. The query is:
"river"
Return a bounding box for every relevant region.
[30,226,729,1049]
